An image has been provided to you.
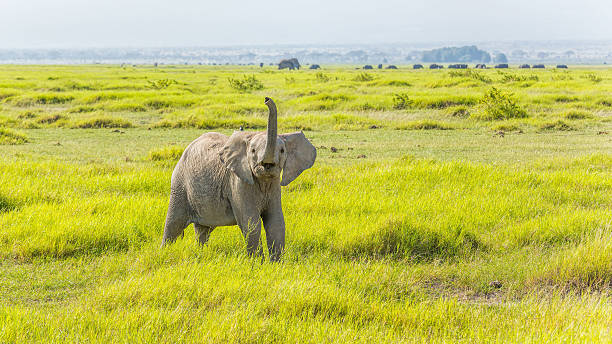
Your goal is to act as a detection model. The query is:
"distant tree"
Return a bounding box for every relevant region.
[421,46,490,63]
[511,50,528,59]
[494,53,508,64]
[537,52,550,59]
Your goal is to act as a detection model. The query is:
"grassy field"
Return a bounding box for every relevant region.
[0,64,611,343]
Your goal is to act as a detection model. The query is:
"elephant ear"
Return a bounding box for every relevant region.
[280,132,316,186]
[220,132,255,185]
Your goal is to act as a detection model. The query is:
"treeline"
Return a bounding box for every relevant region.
[421,46,491,63]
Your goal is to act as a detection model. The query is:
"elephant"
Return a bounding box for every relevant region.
[385,65,398,69]
[279,58,301,70]
[309,64,321,69]
[494,64,509,69]
[161,97,316,261]
[519,64,531,69]
[413,64,423,69]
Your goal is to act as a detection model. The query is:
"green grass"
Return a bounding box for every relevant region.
[0,127,28,144]
[0,65,611,343]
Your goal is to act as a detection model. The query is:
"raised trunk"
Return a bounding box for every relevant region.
[262,97,277,164]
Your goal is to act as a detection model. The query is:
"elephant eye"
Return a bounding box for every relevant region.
[251,149,255,153]
[280,148,285,153]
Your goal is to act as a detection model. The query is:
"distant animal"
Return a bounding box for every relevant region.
[429,64,443,69]
[519,64,530,69]
[363,65,373,70]
[279,58,301,70]
[448,64,467,69]
[161,97,316,262]
[260,62,264,68]
[474,64,487,69]
[378,64,383,69]
[309,64,321,69]
[556,64,568,68]
[413,64,424,69]
[495,64,509,69]
[532,64,545,69]
[385,65,398,69]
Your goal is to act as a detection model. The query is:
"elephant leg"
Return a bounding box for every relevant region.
[194,224,214,245]
[161,193,190,246]
[262,200,286,262]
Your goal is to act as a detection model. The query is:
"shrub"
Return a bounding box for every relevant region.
[473,87,527,120]
[227,75,264,92]
[0,127,28,145]
[146,79,177,90]
[71,117,133,129]
[148,146,185,161]
[392,93,413,110]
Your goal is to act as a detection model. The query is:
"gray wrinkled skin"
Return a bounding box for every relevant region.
[161,130,316,261]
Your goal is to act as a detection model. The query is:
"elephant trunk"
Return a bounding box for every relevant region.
[262,97,277,164]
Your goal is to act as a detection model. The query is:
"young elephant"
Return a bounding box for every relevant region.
[161,97,316,261]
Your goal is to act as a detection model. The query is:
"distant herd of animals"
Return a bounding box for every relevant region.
[276,58,568,70]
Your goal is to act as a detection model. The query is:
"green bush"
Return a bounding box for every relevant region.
[227,75,264,92]
[473,87,527,120]
[146,79,177,90]
[392,93,413,110]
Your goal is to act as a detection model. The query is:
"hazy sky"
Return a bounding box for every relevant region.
[1,0,610,48]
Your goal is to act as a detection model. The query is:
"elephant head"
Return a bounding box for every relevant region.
[220,97,316,186]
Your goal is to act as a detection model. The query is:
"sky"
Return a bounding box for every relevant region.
[0,0,610,48]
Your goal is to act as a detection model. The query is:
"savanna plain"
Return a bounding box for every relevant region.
[0,64,611,343]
